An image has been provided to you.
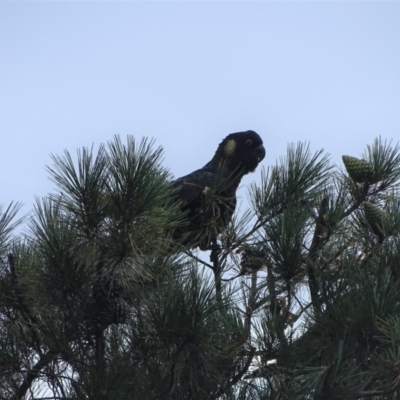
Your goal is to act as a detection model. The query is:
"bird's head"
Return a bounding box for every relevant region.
[215,130,266,174]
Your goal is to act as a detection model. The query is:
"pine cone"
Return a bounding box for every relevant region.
[111,298,128,324]
[363,201,391,239]
[239,246,265,274]
[83,298,113,329]
[93,274,121,303]
[342,155,374,183]
[84,297,128,329]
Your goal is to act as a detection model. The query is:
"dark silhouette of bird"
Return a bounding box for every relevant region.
[172,130,265,251]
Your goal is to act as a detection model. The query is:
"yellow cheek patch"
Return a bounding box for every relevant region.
[224,139,237,156]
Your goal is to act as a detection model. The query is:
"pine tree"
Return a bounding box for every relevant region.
[1,135,400,399]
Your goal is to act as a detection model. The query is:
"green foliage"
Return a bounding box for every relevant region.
[0,202,23,252]
[1,135,400,399]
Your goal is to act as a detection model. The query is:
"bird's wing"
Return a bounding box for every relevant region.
[172,169,216,207]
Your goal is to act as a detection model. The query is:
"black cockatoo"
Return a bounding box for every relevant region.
[172,130,265,250]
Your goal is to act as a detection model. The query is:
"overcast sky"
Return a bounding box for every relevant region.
[1,2,400,219]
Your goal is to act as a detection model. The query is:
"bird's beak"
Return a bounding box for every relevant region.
[254,144,266,162]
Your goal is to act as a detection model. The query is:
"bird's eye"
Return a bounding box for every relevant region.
[245,139,253,147]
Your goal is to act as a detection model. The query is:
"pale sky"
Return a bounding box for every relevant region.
[1,2,400,218]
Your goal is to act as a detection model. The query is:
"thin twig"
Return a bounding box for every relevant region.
[184,250,213,270]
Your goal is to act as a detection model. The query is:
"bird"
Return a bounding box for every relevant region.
[171,130,265,252]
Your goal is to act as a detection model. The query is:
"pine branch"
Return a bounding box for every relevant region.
[8,253,43,353]
[266,263,278,316]
[213,345,256,398]
[94,328,106,389]
[31,398,75,400]
[244,271,258,339]
[16,350,57,400]
[210,240,222,302]
[306,197,335,311]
